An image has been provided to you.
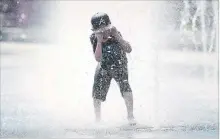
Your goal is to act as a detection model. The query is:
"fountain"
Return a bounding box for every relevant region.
[152,0,218,129]
[179,0,218,82]
[180,0,218,52]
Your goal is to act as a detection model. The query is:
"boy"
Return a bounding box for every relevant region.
[90,12,135,124]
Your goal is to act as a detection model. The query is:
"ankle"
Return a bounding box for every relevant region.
[127,114,135,120]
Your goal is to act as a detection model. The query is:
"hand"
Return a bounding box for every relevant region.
[110,26,122,40]
[95,32,103,43]
[110,26,119,37]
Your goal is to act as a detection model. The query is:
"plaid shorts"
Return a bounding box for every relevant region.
[92,64,132,101]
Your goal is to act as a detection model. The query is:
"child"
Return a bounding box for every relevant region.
[90,12,135,124]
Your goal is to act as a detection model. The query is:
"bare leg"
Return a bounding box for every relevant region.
[93,98,102,122]
[123,92,135,123]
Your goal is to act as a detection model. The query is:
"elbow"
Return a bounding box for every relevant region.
[126,44,132,53]
[94,50,102,62]
[95,55,101,62]
[127,47,132,53]
[124,41,132,53]
[95,58,101,62]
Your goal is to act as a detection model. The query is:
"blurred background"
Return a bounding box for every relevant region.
[0,0,218,138]
[0,0,55,43]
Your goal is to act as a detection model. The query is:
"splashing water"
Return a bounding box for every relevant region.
[180,0,218,52]
[0,1,218,138]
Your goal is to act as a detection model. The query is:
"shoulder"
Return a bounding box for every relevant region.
[90,33,97,53]
[90,33,97,46]
[90,33,96,41]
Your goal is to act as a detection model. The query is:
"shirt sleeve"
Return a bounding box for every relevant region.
[90,33,97,53]
[118,31,122,37]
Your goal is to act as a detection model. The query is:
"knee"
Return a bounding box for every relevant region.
[93,98,102,105]
[119,81,132,94]
[122,91,133,98]
[93,94,106,102]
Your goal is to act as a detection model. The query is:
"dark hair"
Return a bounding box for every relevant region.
[91,12,111,30]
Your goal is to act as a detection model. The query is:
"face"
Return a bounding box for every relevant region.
[93,25,112,39]
[102,29,111,39]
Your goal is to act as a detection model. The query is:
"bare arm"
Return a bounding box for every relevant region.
[115,35,132,53]
[94,33,104,62]
[111,27,132,53]
[94,42,102,62]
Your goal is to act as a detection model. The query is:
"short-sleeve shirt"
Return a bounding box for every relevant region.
[90,32,128,70]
